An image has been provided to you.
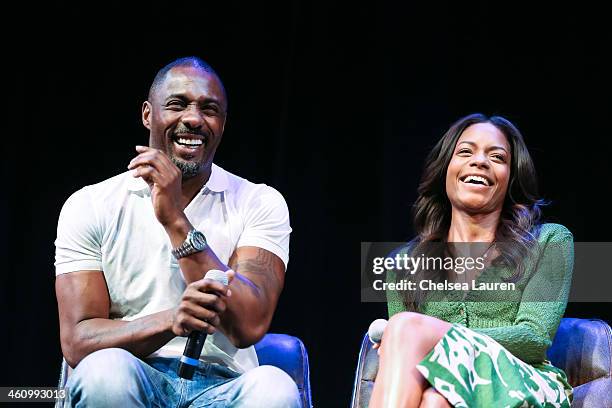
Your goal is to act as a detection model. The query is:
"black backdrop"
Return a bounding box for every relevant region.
[3,1,611,406]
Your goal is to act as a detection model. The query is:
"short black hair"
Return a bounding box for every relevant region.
[147,56,225,102]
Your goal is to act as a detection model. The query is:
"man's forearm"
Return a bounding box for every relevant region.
[163,218,281,348]
[218,272,274,347]
[176,249,276,347]
[221,247,285,348]
[64,309,175,368]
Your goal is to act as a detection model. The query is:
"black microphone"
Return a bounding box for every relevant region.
[177,269,228,379]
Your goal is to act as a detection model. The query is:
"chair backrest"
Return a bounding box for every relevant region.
[351,317,612,408]
[254,333,313,408]
[548,318,611,386]
[547,318,612,407]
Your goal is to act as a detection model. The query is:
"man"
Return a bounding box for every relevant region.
[55,57,301,407]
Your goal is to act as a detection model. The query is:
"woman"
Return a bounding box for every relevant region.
[370,114,573,407]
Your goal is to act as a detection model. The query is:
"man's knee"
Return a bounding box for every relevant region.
[67,348,151,407]
[242,365,301,408]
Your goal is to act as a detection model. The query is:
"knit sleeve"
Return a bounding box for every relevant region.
[386,267,406,318]
[385,244,413,318]
[472,224,574,364]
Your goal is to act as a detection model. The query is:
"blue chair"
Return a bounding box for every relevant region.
[56,333,312,407]
[255,334,312,407]
[351,318,612,407]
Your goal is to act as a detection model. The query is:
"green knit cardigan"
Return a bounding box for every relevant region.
[387,223,574,364]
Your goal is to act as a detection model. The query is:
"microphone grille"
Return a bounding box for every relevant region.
[368,318,388,344]
[204,269,229,286]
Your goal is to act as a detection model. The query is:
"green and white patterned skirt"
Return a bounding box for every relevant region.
[416,324,572,408]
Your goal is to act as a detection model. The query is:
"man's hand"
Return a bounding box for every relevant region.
[171,271,235,337]
[128,145,183,227]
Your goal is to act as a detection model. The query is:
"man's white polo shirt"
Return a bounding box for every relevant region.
[55,163,291,373]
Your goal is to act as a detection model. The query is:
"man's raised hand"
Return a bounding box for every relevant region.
[128,145,183,227]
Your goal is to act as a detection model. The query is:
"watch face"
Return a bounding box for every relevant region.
[190,230,208,250]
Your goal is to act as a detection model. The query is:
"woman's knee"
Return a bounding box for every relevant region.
[384,312,451,351]
[386,312,424,335]
[385,312,437,343]
[420,387,452,408]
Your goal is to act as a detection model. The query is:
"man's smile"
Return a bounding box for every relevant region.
[170,133,207,158]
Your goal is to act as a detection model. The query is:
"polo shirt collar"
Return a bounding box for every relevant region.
[206,163,229,193]
[127,163,228,193]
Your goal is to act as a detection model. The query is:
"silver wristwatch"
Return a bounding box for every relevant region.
[171,229,208,259]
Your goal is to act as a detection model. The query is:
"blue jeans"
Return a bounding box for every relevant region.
[66,348,301,407]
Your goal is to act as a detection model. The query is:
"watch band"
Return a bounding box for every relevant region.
[172,240,195,259]
[171,229,208,259]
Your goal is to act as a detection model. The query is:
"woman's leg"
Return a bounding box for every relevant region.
[369,312,452,408]
[419,388,452,408]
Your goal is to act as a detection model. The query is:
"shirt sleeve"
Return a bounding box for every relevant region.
[236,186,292,268]
[54,188,104,275]
[473,226,574,364]
[386,244,414,317]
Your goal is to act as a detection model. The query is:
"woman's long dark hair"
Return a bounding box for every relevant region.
[403,113,547,311]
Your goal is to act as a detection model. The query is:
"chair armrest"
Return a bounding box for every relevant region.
[572,376,612,408]
[255,333,312,408]
[350,333,378,408]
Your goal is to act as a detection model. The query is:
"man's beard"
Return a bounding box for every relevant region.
[166,124,207,180]
[171,157,201,180]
